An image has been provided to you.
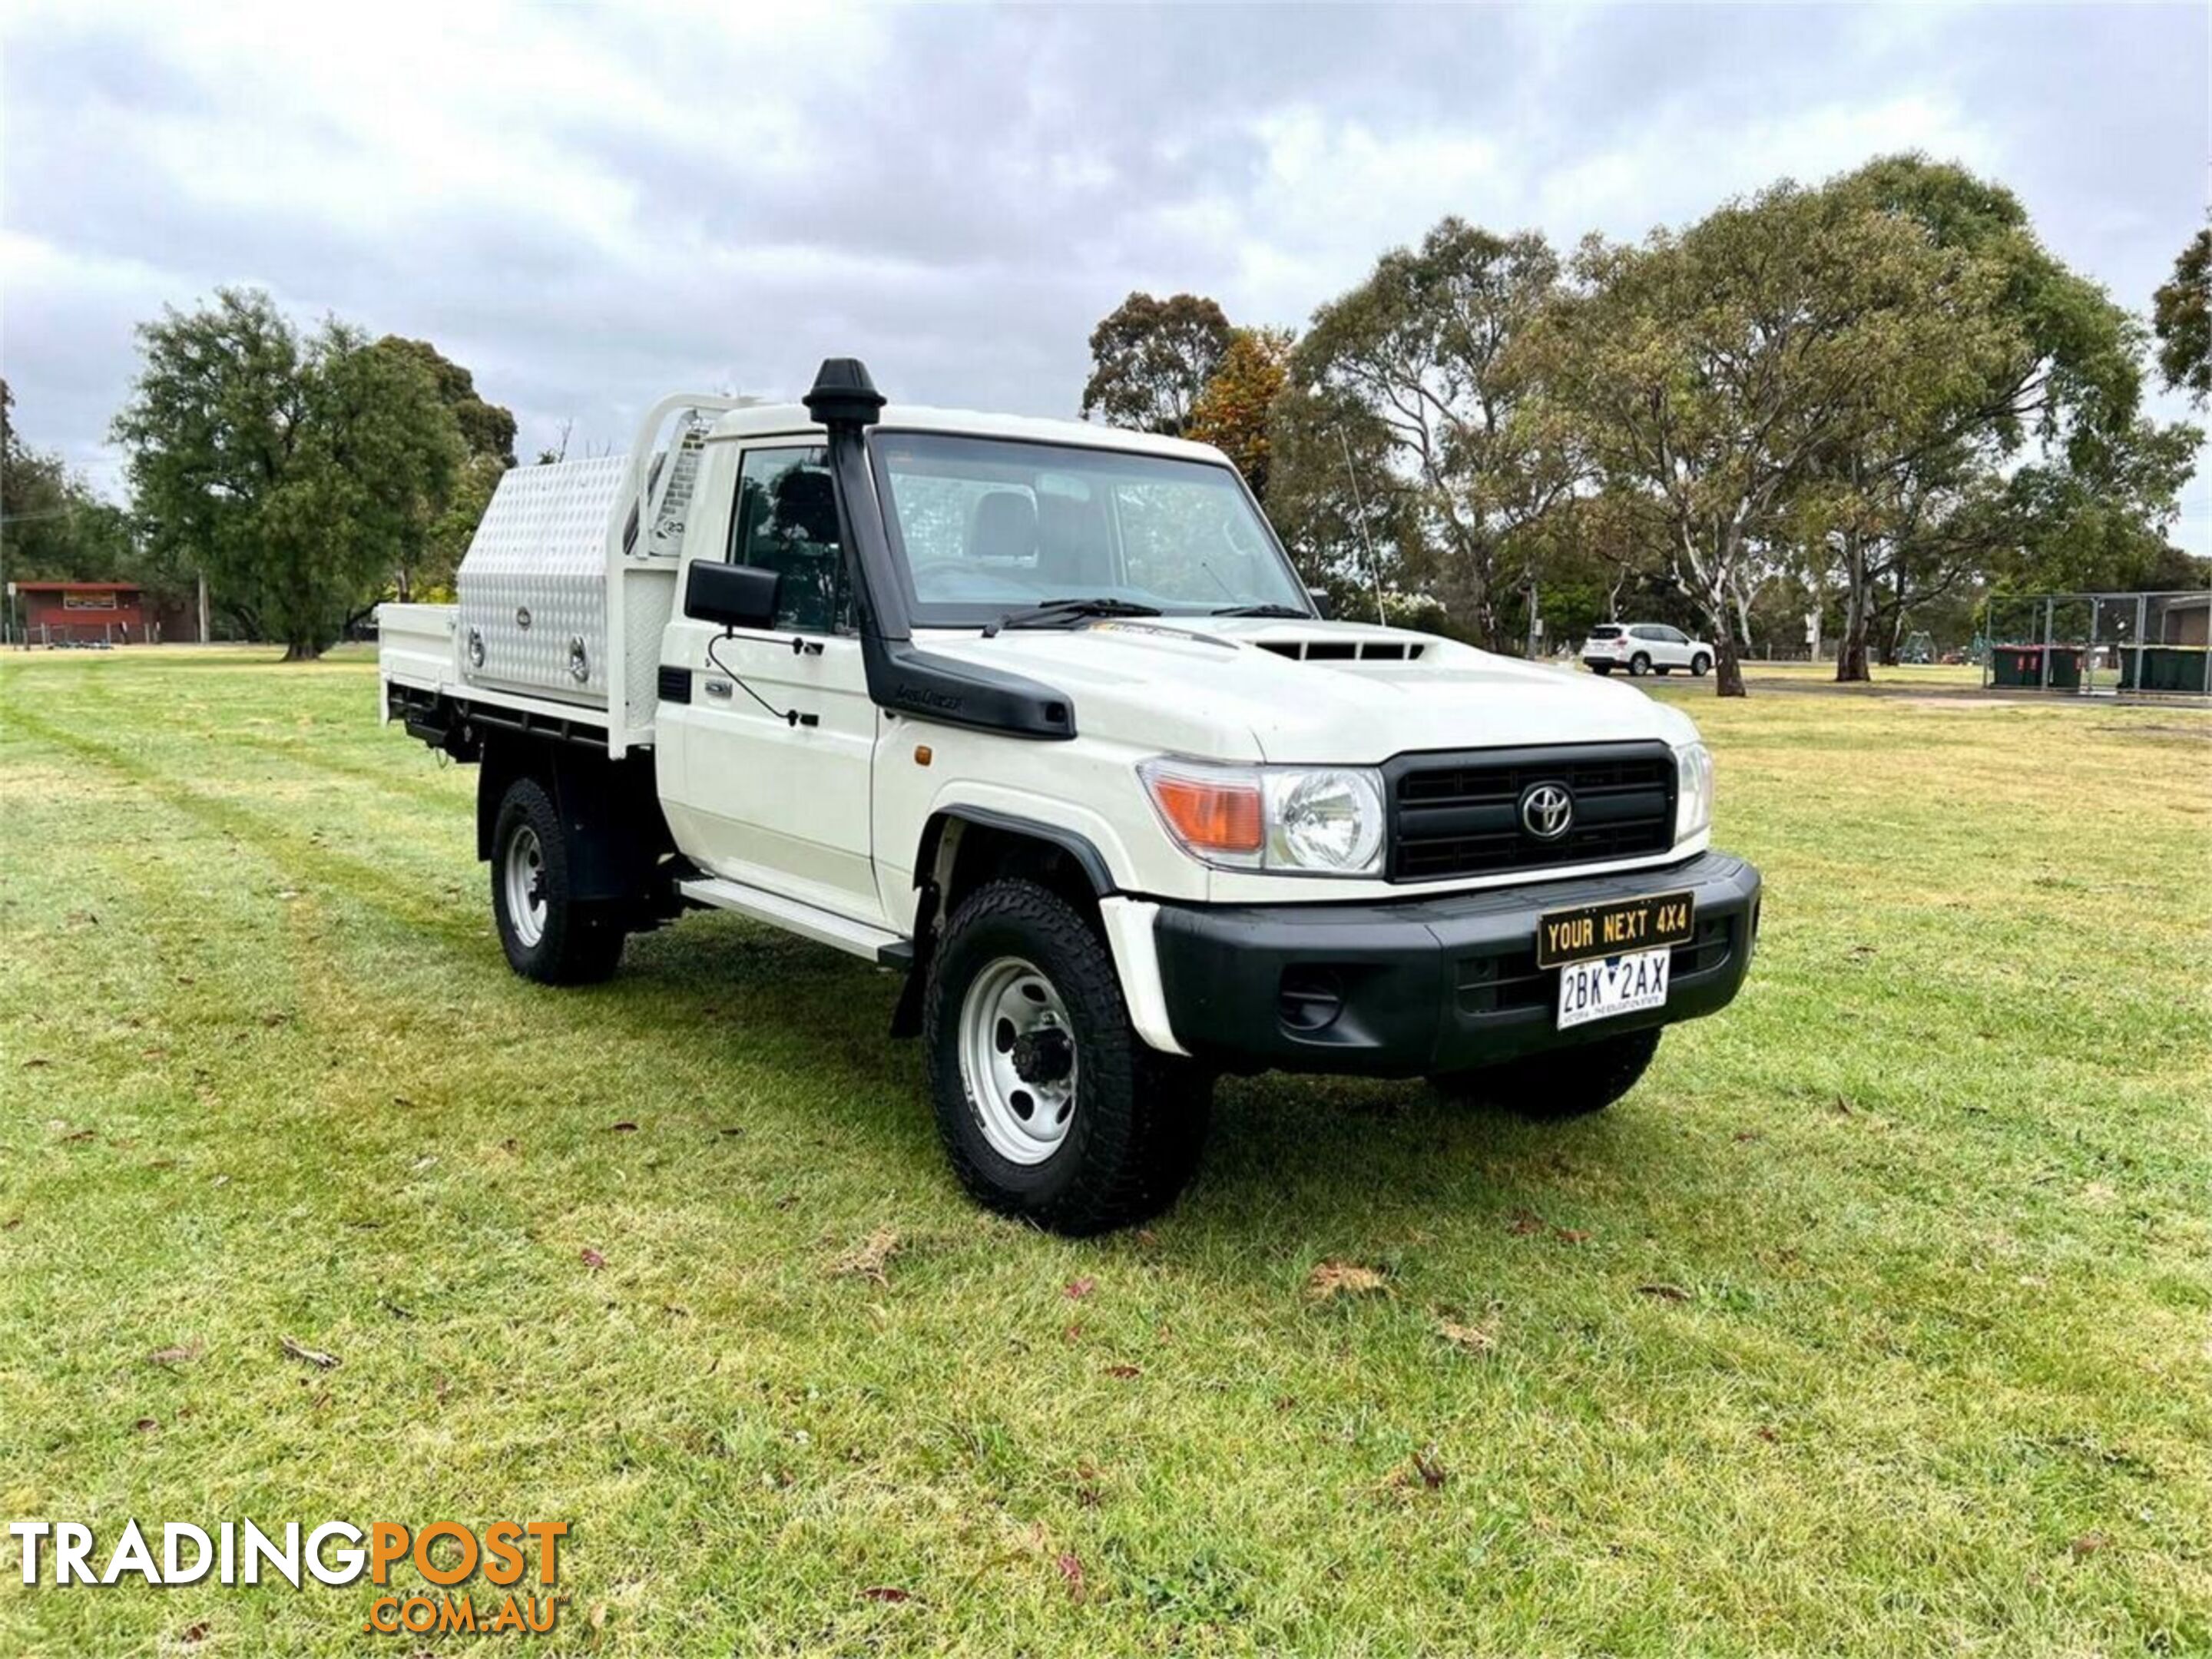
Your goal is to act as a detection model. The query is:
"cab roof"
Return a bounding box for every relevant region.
[704,402,1225,465]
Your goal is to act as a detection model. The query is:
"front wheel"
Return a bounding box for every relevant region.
[925,879,1210,1234]
[491,778,627,985]
[1429,1027,1662,1121]
[1691,653,1713,677]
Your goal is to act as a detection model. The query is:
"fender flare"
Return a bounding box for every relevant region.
[888,807,1121,1041]
[913,805,1120,898]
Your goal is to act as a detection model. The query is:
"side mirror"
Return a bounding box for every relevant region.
[687,561,780,632]
[1306,587,1335,621]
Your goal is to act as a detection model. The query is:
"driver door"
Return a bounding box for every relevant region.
[657,444,886,924]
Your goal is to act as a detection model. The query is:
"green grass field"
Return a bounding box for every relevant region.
[2,646,2208,1656]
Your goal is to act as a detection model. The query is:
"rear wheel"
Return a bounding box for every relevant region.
[1429,1028,1662,1121]
[1591,663,1614,676]
[1628,651,1652,677]
[926,878,1210,1234]
[1691,653,1713,677]
[491,778,626,984]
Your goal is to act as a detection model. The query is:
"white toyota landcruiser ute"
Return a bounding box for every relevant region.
[379,360,1760,1233]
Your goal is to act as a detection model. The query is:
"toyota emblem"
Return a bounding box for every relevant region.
[1519,781,1573,840]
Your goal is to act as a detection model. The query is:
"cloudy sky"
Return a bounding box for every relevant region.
[5,2,2207,547]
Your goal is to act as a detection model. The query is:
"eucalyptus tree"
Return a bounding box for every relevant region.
[1531,183,2012,695]
[1080,292,1234,438]
[1277,219,1576,651]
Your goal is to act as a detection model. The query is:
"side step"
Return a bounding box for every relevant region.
[677,876,913,968]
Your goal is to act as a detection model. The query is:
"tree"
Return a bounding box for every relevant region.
[374,336,518,465]
[1279,220,1576,651]
[1,381,139,594]
[1263,385,1411,618]
[2153,227,2210,406]
[1186,326,1294,497]
[1533,184,2015,695]
[1080,293,1233,437]
[114,289,462,659]
[1809,157,2153,678]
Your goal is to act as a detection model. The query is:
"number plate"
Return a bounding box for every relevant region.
[1536,890,1694,969]
[1557,947,1672,1031]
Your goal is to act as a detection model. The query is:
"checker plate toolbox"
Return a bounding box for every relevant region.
[453,406,724,728]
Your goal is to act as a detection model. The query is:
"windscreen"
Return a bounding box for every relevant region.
[871,432,1310,625]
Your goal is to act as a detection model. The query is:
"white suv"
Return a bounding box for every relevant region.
[1583,623,1713,677]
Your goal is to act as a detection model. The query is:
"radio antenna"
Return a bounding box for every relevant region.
[1334,425,1388,626]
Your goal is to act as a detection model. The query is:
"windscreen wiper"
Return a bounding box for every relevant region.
[1208,603,1312,618]
[984,597,1163,637]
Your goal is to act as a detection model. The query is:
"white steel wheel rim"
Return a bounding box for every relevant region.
[959,956,1080,1166]
[504,824,548,948]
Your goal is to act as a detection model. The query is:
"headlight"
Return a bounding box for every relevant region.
[1139,759,1385,876]
[1675,741,1714,842]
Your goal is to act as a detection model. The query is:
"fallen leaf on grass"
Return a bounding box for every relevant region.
[1831,1094,1855,1117]
[1412,1445,1449,1489]
[22,1056,51,1068]
[1064,1277,1095,1300]
[1435,1318,1496,1356]
[580,1248,606,1270]
[608,1121,639,1133]
[859,1586,911,1604]
[1104,1364,1142,1379]
[1306,1261,1387,1300]
[379,1300,414,1321]
[2068,1532,2108,1560]
[61,1128,96,1144]
[134,1417,159,1432]
[1055,1551,1086,1602]
[831,1227,901,1283]
[1637,1283,1692,1303]
[1508,1210,1548,1236]
[147,1340,204,1366]
[1732,1130,1762,1144]
[180,1621,209,1644]
[1553,1228,1591,1245]
[279,1336,339,1369]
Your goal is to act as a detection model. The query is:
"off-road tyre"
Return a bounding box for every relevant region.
[491,777,627,985]
[1429,1027,1662,1121]
[925,878,1211,1234]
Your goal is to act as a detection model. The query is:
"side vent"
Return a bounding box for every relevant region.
[657,664,691,704]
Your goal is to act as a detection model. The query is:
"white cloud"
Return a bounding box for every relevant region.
[2,1,2203,547]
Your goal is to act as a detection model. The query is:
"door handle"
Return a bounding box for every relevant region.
[704,677,733,700]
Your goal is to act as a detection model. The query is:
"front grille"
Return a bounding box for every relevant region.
[1389,743,1677,882]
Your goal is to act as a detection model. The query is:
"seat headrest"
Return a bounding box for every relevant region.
[773,467,839,545]
[969,491,1037,564]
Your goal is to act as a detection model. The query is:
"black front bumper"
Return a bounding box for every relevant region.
[1152,850,1760,1077]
